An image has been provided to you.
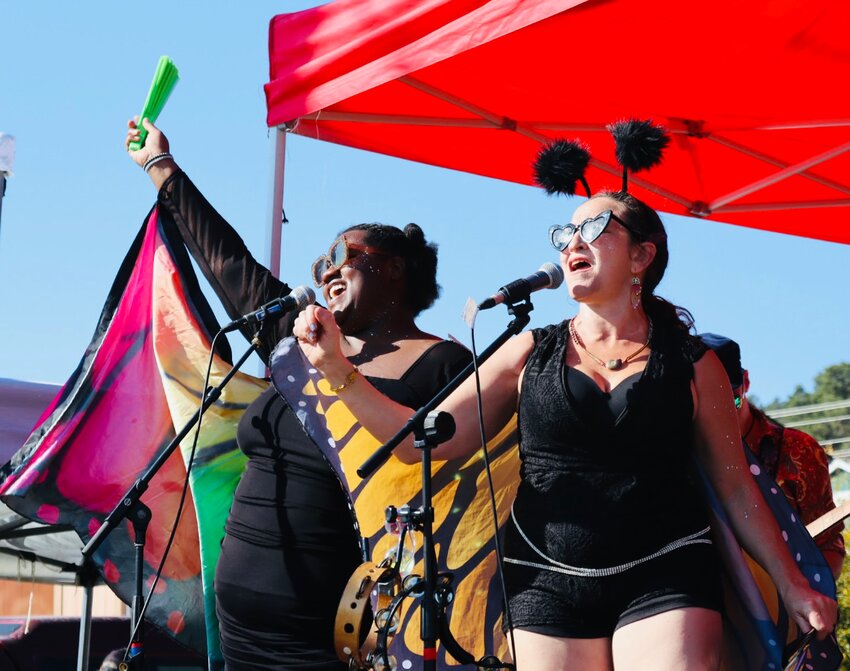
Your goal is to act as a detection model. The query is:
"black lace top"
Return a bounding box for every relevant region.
[515,319,710,568]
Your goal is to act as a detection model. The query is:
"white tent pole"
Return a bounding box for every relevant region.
[709,139,850,211]
[397,76,694,209]
[709,135,850,196]
[76,563,95,671]
[268,128,286,280]
[713,198,850,213]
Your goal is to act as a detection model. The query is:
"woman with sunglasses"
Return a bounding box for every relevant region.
[294,190,837,670]
[125,118,471,670]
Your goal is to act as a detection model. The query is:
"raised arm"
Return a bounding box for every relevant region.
[125,118,179,190]
[692,351,838,638]
[293,305,532,462]
[125,119,293,357]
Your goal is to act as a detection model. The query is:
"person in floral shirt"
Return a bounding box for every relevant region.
[701,333,845,579]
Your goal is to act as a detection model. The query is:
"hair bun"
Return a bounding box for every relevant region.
[403,223,426,247]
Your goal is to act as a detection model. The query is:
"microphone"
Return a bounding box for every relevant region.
[222,285,315,333]
[477,262,564,310]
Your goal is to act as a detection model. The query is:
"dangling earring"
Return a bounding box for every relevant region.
[631,276,642,310]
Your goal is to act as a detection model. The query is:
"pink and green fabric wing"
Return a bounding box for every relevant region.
[0,207,263,669]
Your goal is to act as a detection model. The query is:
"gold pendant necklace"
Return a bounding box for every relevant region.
[569,319,653,371]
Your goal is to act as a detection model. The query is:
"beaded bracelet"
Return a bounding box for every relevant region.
[143,152,173,173]
[329,367,359,393]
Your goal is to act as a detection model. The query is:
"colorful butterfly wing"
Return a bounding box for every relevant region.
[271,338,519,668]
[0,208,263,669]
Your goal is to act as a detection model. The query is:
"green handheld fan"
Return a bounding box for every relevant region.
[129,56,180,151]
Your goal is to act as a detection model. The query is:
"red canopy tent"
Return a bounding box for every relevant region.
[263,0,850,245]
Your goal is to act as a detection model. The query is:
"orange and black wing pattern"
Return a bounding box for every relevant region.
[271,338,520,668]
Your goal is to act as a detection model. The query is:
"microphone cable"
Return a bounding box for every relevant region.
[468,322,518,670]
[121,326,227,664]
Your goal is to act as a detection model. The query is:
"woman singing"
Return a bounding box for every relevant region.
[292,123,837,671]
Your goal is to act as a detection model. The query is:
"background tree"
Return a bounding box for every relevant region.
[767,363,850,449]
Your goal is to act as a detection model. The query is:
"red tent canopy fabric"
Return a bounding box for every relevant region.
[265,0,850,244]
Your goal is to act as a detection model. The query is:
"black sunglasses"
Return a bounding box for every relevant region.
[548,210,642,251]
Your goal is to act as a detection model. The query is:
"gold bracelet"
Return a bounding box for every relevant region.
[329,366,359,393]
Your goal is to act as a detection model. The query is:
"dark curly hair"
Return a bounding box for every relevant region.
[341,222,440,316]
[591,190,694,335]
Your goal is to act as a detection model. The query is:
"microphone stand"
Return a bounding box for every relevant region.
[81,326,267,669]
[359,299,534,671]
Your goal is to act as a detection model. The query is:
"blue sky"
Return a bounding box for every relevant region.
[1,0,848,405]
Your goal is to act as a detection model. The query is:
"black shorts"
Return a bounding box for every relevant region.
[503,542,722,639]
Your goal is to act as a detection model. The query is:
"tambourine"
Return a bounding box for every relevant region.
[335,561,400,668]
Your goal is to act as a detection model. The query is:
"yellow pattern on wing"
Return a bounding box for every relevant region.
[271,341,521,669]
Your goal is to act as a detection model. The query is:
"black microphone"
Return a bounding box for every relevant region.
[222,285,315,333]
[477,262,564,310]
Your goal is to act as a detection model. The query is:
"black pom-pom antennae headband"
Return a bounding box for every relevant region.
[533,119,670,196]
[533,139,592,198]
[607,119,670,192]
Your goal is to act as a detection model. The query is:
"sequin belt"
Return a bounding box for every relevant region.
[504,503,712,578]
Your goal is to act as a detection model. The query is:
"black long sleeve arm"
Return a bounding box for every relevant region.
[156,170,295,361]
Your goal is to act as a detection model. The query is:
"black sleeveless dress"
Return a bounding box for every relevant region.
[503,320,721,637]
[156,170,471,669]
[215,342,470,669]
